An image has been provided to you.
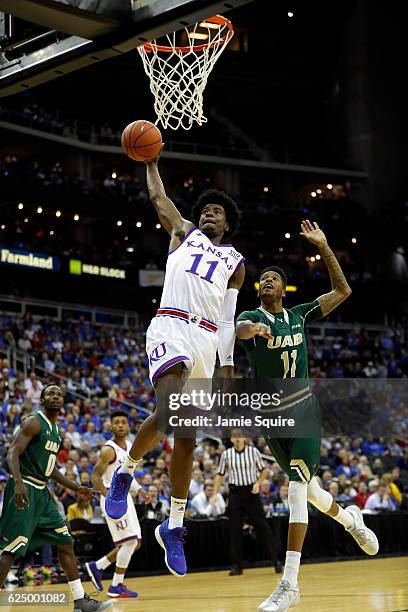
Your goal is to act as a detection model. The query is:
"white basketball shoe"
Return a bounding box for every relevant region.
[345,505,379,555]
[258,579,300,612]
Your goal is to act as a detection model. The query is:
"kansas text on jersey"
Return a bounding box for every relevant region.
[158,226,244,326]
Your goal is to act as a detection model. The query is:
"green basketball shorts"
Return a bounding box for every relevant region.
[0,478,72,557]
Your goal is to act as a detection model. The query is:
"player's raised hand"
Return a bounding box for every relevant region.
[253,322,273,340]
[14,480,29,510]
[300,220,328,248]
[145,143,165,165]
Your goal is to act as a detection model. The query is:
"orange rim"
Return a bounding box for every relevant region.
[142,15,234,54]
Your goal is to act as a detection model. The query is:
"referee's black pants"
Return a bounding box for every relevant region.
[228,485,277,568]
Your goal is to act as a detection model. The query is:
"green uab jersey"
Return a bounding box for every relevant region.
[19,411,61,485]
[236,300,323,380]
[237,300,324,483]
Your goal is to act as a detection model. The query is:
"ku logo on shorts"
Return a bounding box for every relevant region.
[149,343,167,365]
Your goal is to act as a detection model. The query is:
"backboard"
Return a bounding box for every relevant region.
[0,0,254,97]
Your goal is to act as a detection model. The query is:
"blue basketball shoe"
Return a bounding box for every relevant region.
[155,518,187,577]
[107,583,138,598]
[85,561,103,592]
[105,467,132,521]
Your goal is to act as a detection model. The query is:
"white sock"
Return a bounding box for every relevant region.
[95,556,111,570]
[168,496,187,529]
[112,572,123,587]
[118,453,140,475]
[332,505,353,529]
[282,551,301,588]
[68,578,85,601]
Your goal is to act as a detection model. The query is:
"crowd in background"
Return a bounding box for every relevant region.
[0,312,407,531]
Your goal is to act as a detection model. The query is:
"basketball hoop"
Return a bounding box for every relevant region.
[138,15,234,131]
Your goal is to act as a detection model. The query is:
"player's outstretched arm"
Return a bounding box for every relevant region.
[7,416,40,509]
[300,219,352,316]
[145,156,193,237]
[91,445,116,496]
[51,467,97,500]
[236,321,273,340]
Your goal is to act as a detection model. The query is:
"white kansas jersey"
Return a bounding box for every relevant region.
[102,439,140,494]
[159,226,244,324]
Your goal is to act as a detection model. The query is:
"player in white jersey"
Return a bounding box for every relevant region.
[86,410,146,598]
[106,150,245,577]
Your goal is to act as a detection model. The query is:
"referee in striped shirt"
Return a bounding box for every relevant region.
[212,433,282,576]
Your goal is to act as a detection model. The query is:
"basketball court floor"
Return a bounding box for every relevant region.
[2,557,407,611]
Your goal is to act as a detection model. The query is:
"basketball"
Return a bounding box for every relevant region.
[121,120,163,162]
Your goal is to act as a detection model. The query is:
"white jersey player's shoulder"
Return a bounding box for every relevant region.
[102,439,132,488]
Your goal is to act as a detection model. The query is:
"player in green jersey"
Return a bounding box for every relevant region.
[236,220,379,612]
[0,384,111,612]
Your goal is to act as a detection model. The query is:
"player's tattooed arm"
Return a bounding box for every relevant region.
[300,219,352,316]
[7,416,40,509]
[90,445,116,496]
[145,158,193,238]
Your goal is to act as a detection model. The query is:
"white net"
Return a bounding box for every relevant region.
[138,16,234,131]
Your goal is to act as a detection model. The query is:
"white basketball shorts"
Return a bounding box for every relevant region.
[146,309,219,390]
[100,494,141,545]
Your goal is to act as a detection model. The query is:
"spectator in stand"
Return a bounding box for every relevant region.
[356,455,374,480]
[321,470,334,490]
[67,490,94,533]
[192,482,225,518]
[328,482,340,503]
[203,458,216,479]
[79,471,92,487]
[18,332,32,352]
[143,485,169,522]
[65,422,82,448]
[40,351,56,373]
[273,484,289,515]
[24,374,43,410]
[82,422,104,448]
[382,474,403,507]
[336,455,357,479]
[259,480,274,514]
[189,468,204,498]
[337,483,355,506]
[372,458,385,477]
[363,361,377,378]
[362,436,386,456]
[364,482,397,513]
[354,481,370,509]
[57,437,73,463]
[387,439,403,457]
[59,458,79,478]
[78,455,92,475]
